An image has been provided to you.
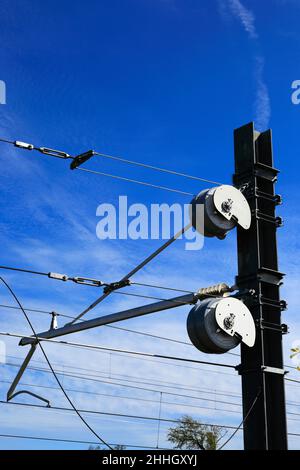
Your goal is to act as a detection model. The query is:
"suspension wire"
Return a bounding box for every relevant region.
[4,348,237,391]
[0,378,241,414]
[3,359,236,399]
[0,137,15,144]
[2,363,237,400]
[156,391,163,449]
[0,400,239,429]
[0,263,200,295]
[0,303,194,345]
[217,388,262,450]
[0,136,222,187]
[76,167,195,196]
[110,290,197,304]
[286,378,300,384]
[0,302,239,358]
[0,264,204,305]
[0,302,240,361]
[0,430,298,446]
[131,281,193,294]
[70,222,192,324]
[0,265,48,277]
[0,138,195,196]
[0,331,236,369]
[4,358,237,395]
[8,354,300,408]
[0,433,168,450]
[0,378,242,408]
[0,264,234,306]
[92,151,222,186]
[0,277,113,450]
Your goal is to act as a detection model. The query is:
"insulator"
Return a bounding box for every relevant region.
[197,283,231,297]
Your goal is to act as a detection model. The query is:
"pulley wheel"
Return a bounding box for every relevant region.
[187,297,240,354]
[190,188,236,239]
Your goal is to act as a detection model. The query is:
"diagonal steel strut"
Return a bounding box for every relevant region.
[68,223,192,325]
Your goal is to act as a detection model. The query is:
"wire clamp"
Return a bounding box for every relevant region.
[72,277,104,287]
[14,141,34,150]
[261,366,287,375]
[103,279,131,294]
[70,150,95,170]
[48,272,68,281]
[39,147,71,159]
[50,312,58,330]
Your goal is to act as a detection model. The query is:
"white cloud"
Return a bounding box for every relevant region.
[227,0,258,39]
[218,0,271,130]
[253,55,271,130]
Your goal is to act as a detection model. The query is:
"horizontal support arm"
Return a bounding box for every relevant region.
[20,292,199,346]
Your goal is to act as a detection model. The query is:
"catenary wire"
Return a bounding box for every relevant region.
[2,361,238,400]
[13,365,300,423]
[0,400,239,430]
[3,360,237,397]
[1,361,241,407]
[0,137,222,187]
[0,302,240,358]
[76,167,195,196]
[0,137,15,144]
[0,265,209,305]
[0,379,242,414]
[0,264,194,295]
[0,304,193,345]
[4,356,236,396]
[0,331,236,369]
[286,378,300,384]
[217,389,262,450]
[0,433,169,450]
[4,355,237,393]
[4,350,241,392]
[0,328,237,375]
[0,265,48,277]
[0,301,240,361]
[92,150,222,186]
[7,356,300,409]
[0,277,113,450]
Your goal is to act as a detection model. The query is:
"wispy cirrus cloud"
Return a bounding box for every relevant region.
[253,55,271,130]
[227,0,258,39]
[218,0,271,130]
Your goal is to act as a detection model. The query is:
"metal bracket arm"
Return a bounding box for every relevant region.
[20,292,200,346]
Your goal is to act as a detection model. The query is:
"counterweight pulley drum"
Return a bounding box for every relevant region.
[187,296,255,354]
[190,184,251,239]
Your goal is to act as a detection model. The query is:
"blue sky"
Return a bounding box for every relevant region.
[0,0,300,450]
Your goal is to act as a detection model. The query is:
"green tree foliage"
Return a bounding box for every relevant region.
[291,346,300,370]
[88,444,126,450]
[167,415,226,450]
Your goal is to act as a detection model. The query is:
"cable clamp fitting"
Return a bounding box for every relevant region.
[103,279,131,294]
[14,141,35,150]
[38,147,71,159]
[48,272,69,281]
[72,277,104,287]
[70,150,95,170]
[50,312,58,330]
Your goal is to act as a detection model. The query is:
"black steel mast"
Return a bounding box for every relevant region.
[234,122,288,449]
